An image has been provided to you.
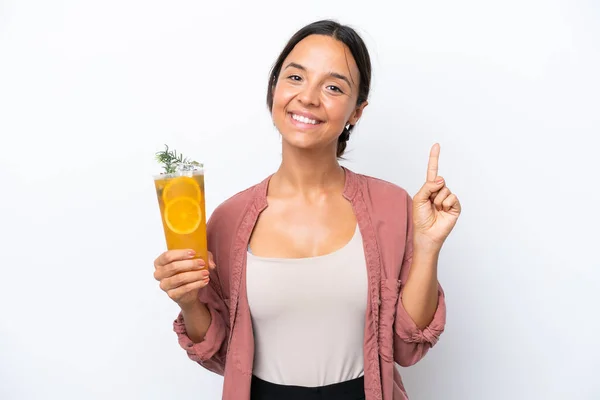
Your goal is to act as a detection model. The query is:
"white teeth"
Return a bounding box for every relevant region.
[292,114,318,125]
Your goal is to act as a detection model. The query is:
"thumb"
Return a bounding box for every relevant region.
[414,177,445,204]
[207,251,216,270]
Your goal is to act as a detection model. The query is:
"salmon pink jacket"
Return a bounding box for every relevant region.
[173,167,446,400]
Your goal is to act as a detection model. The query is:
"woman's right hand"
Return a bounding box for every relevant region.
[153,250,216,309]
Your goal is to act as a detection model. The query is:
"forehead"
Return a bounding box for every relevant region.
[283,34,360,84]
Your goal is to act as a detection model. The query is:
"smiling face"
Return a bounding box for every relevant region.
[270,34,368,155]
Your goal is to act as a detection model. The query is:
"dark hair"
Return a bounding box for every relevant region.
[266,19,372,158]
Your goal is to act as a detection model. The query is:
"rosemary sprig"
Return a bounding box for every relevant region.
[155,144,200,174]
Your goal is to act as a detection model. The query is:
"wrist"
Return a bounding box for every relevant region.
[413,235,442,258]
[179,298,201,314]
[413,242,441,261]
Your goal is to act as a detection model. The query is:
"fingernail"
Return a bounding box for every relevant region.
[197,259,206,267]
[201,271,209,278]
[436,178,444,184]
[188,250,196,258]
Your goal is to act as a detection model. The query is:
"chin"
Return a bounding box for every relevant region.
[280,132,340,156]
[280,131,318,150]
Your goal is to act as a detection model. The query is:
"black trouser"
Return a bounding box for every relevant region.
[250,375,365,400]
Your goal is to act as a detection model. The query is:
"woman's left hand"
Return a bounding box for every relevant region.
[412,143,462,253]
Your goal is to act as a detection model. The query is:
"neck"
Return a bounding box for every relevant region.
[270,143,345,197]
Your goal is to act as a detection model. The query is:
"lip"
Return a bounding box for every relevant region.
[288,110,323,123]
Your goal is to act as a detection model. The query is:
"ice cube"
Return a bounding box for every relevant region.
[175,161,202,172]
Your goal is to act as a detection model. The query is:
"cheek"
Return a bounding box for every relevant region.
[272,84,294,111]
[323,98,354,125]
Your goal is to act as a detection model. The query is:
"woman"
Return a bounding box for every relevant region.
[153,19,461,400]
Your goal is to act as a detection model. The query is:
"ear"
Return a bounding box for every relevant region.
[348,100,368,125]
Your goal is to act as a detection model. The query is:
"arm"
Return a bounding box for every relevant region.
[173,276,230,375]
[393,143,460,367]
[393,209,447,367]
[172,213,231,375]
[173,267,229,375]
[180,301,212,343]
[400,248,440,329]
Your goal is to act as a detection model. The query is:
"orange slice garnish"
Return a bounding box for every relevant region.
[164,197,202,235]
[162,176,201,204]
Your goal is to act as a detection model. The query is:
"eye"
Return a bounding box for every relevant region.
[288,75,302,82]
[327,85,344,94]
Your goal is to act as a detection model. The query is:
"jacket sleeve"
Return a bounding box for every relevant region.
[172,212,230,375]
[393,192,447,367]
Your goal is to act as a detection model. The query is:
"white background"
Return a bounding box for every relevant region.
[1,0,599,399]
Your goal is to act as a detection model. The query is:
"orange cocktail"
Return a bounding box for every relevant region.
[154,168,208,265]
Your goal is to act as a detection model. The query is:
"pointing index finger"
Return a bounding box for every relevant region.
[427,143,440,182]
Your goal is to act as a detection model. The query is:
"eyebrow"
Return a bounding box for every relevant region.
[284,62,353,89]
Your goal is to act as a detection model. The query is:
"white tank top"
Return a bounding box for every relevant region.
[246,225,368,387]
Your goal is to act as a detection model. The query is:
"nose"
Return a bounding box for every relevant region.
[297,84,320,107]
